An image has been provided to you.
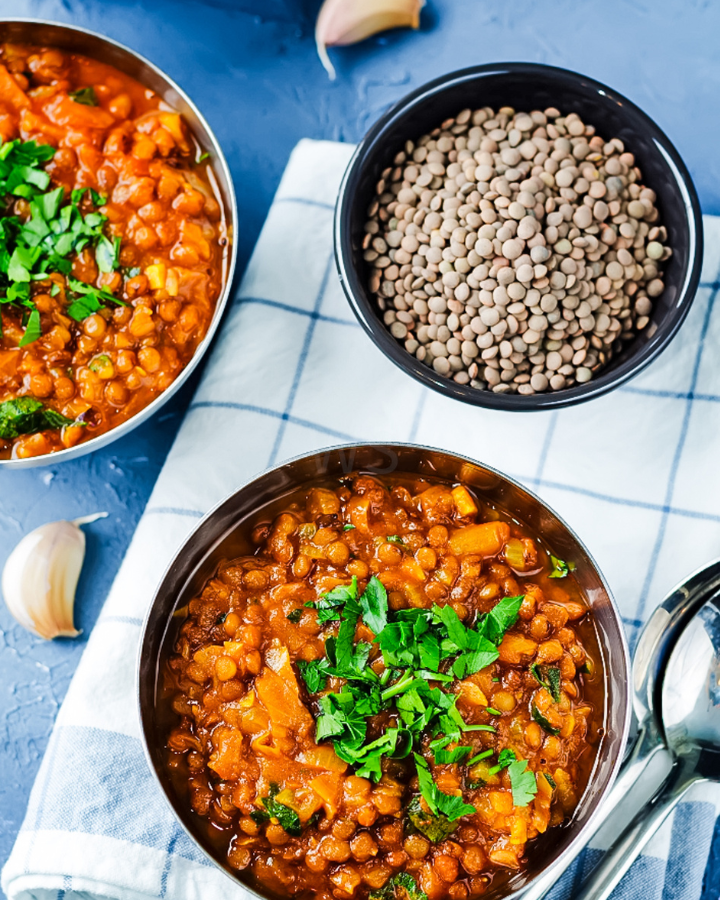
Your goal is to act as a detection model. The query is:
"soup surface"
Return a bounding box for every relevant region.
[0,42,228,459]
[164,474,603,900]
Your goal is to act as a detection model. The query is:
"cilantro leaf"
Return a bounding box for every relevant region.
[414,753,476,820]
[359,575,388,635]
[507,759,538,807]
[69,87,98,106]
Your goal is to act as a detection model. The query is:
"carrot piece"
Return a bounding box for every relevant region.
[448,521,510,557]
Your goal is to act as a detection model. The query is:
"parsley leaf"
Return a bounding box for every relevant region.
[297,658,331,694]
[370,872,428,900]
[286,608,303,624]
[343,524,355,531]
[488,747,516,775]
[466,748,493,767]
[0,397,77,440]
[407,795,458,843]
[18,308,41,346]
[430,735,473,764]
[305,577,357,622]
[261,784,302,836]
[507,759,538,807]
[69,87,98,106]
[359,575,388,635]
[414,752,476,820]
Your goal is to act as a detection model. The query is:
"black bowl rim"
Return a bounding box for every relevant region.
[334,61,704,411]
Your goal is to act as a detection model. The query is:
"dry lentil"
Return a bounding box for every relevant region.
[364,106,671,394]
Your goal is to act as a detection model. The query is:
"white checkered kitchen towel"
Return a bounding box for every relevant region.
[3,139,720,900]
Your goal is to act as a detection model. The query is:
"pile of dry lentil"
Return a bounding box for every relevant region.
[363,105,671,395]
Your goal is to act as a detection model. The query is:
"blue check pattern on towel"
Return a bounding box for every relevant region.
[3,139,720,900]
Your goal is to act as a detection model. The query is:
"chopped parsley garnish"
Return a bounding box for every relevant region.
[260,783,302,836]
[488,747,516,775]
[69,87,98,106]
[414,752,476,819]
[196,150,210,163]
[301,569,527,820]
[549,554,575,578]
[466,748,493,767]
[343,524,355,531]
[530,664,562,702]
[508,758,538,807]
[0,138,124,344]
[486,707,501,716]
[286,609,303,624]
[544,772,557,789]
[532,705,561,735]
[407,795,458,842]
[370,872,428,900]
[0,397,79,440]
[386,534,408,548]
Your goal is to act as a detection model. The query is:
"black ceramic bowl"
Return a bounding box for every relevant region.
[335,63,703,410]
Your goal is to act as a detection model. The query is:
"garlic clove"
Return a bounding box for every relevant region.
[2,513,107,640]
[316,0,424,79]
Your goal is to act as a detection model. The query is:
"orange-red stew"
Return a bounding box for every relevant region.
[0,43,228,459]
[165,475,602,900]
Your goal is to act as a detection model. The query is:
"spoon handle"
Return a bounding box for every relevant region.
[571,761,701,900]
[520,724,665,900]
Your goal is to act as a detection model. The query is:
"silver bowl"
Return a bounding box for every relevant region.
[138,442,631,900]
[0,19,238,468]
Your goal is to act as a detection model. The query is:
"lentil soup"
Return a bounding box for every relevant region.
[163,473,604,900]
[0,42,228,459]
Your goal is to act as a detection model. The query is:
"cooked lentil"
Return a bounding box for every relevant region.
[363,106,671,395]
[164,474,603,900]
[0,43,228,459]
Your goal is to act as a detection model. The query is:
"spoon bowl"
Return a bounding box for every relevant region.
[572,567,720,900]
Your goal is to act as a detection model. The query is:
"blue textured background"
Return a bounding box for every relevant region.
[1,0,720,895]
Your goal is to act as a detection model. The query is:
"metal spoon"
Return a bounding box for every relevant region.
[572,578,720,900]
[522,558,720,900]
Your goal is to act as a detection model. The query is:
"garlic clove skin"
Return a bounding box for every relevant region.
[2,513,106,640]
[316,0,424,79]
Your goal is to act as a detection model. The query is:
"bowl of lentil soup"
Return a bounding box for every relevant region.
[139,444,630,900]
[0,19,236,466]
[335,63,702,409]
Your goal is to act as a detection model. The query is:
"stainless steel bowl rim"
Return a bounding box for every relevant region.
[0,18,238,468]
[138,440,632,900]
[334,61,703,411]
